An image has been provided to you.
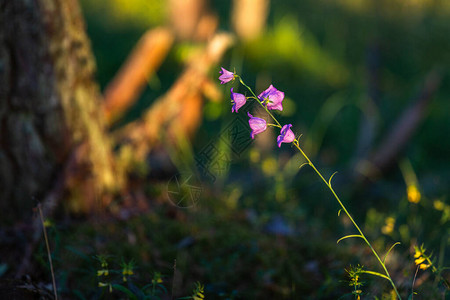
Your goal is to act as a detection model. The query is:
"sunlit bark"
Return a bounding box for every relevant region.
[0,0,120,221]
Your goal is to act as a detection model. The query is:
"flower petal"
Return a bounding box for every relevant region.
[231,88,246,113]
[277,124,295,147]
[219,67,235,84]
[258,84,285,111]
[248,112,267,139]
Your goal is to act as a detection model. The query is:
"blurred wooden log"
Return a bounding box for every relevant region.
[169,0,204,40]
[194,13,219,42]
[116,33,234,162]
[103,28,174,124]
[355,69,442,180]
[168,0,217,41]
[232,0,269,41]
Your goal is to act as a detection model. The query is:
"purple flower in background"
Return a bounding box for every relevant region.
[277,124,295,147]
[258,84,285,111]
[219,67,235,84]
[231,88,246,113]
[248,112,267,139]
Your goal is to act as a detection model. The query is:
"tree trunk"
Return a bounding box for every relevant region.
[0,0,119,222]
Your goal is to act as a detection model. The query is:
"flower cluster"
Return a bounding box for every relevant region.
[346,265,364,300]
[414,245,432,270]
[218,67,403,298]
[219,67,294,147]
[96,255,113,292]
[121,260,135,282]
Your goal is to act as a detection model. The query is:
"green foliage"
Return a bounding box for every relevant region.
[179,282,205,300]
[80,0,166,28]
[93,255,184,299]
[245,16,350,87]
[191,282,205,300]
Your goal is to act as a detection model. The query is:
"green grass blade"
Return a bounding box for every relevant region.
[112,284,138,300]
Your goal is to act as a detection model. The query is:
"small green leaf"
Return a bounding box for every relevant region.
[328,171,338,186]
[337,209,342,216]
[298,162,309,170]
[361,270,390,281]
[158,283,168,294]
[112,284,138,300]
[383,242,401,264]
[337,235,363,244]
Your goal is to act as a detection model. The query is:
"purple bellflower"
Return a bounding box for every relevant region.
[248,112,267,139]
[231,88,246,113]
[258,84,285,111]
[219,67,235,84]
[277,124,295,147]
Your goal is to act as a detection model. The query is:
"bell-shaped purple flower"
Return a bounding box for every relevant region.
[277,124,295,147]
[231,88,246,113]
[219,67,235,84]
[258,84,285,111]
[248,112,267,139]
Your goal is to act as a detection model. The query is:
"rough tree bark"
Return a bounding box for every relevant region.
[0,0,119,222]
[0,0,233,225]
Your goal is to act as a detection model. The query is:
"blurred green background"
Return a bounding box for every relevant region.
[45,0,450,298]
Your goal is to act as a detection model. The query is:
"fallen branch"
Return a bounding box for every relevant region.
[356,69,442,180]
[103,27,174,124]
[114,33,234,161]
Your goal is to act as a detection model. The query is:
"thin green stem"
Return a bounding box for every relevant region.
[38,203,58,300]
[235,76,402,299]
[292,129,400,299]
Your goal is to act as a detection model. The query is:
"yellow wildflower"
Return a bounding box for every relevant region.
[414,257,426,265]
[433,200,445,211]
[407,185,421,203]
[97,269,109,276]
[382,217,395,234]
